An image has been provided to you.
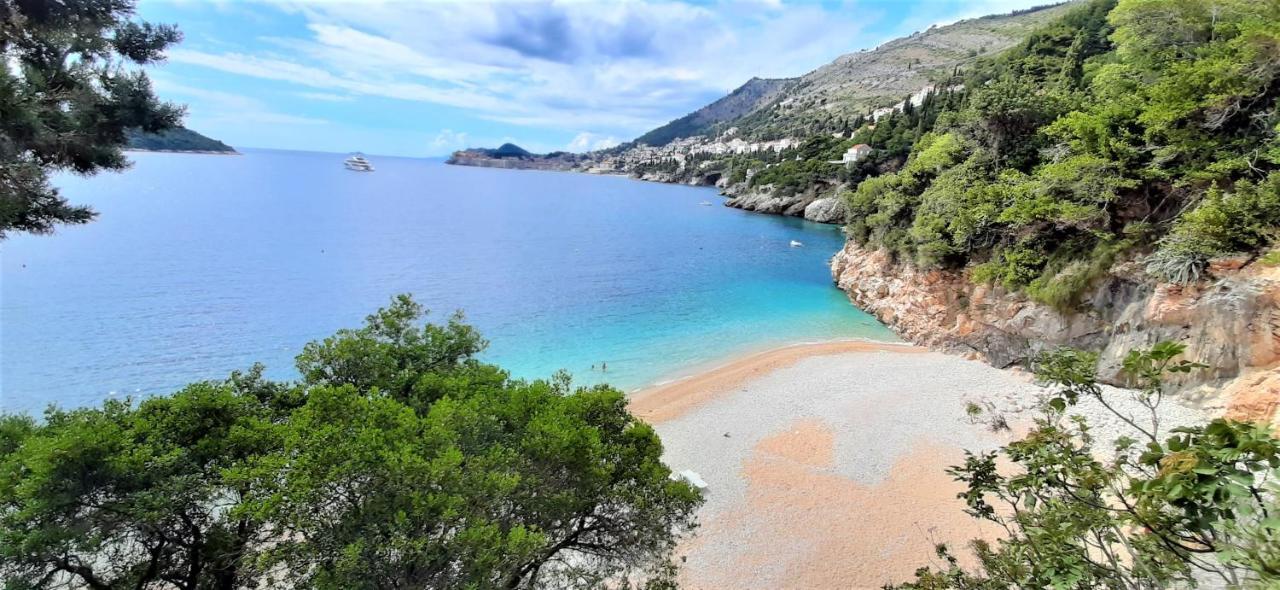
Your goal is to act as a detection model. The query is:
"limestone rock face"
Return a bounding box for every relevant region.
[831,242,1280,398]
[721,182,845,224]
[803,197,847,223]
[723,186,806,216]
[1223,368,1280,429]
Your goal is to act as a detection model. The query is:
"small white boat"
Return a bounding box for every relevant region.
[344,154,374,172]
[790,240,803,248]
[699,201,713,206]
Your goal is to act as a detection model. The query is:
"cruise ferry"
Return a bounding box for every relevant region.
[344,154,374,172]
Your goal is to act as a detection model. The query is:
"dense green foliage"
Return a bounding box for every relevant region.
[126,127,235,153]
[0,296,701,589]
[0,0,184,239]
[844,0,1280,309]
[892,342,1280,589]
[748,135,848,195]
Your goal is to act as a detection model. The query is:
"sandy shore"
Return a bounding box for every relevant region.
[629,342,1209,589]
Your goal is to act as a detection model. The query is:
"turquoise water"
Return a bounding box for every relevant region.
[1,149,896,413]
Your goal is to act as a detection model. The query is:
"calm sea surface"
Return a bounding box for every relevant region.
[1,149,896,413]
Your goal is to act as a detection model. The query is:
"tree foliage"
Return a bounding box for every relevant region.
[843,0,1280,308]
[0,0,184,239]
[890,342,1280,589]
[0,296,701,589]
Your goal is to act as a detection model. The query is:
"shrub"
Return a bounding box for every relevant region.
[1171,175,1280,254]
[1151,174,1280,282]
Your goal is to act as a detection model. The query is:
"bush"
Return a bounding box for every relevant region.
[1149,174,1280,282]
[1171,175,1280,253]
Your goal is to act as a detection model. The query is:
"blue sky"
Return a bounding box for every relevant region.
[136,0,1050,157]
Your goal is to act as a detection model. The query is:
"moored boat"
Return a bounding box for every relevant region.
[344,154,374,171]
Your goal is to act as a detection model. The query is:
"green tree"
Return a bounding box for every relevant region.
[0,296,701,589]
[0,0,183,238]
[262,297,701,589]
[0,369,289,590]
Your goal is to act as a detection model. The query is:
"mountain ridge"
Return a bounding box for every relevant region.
[650,2,1074,142]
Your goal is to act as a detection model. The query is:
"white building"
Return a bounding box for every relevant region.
[837,144,872,164]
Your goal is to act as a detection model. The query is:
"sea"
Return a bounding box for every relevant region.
[0,149,897,414]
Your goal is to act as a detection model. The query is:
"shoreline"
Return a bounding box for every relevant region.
[629,340,1212,588]
[629,339,918,423]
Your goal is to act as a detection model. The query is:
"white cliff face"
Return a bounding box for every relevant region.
[830,242,1280,421]
[722,180,846,223]
[803,197,847,223]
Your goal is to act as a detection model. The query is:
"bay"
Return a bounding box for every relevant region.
[0,149,896,413]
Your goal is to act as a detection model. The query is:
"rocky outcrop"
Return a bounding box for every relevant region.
[1223,368,1280,429]
[723,186,803,216]
[831,242,1280,395]
[803,197,847,224]
[722,182,846,224]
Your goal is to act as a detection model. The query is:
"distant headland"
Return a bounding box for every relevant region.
[126,127,239,154]
[446,143,583,171]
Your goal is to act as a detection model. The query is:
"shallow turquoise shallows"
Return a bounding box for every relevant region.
[1,149,897,413]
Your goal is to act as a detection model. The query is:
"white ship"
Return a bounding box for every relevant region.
[344,154,374,172]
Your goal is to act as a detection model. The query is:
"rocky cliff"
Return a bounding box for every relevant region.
[720,181,848,224]
[831,243,1280,410]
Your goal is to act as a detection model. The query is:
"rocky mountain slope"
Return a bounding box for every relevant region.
[635,77,792,147]
[728,4,1073,140]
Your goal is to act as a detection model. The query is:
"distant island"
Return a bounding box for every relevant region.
[126,127,238,154]
[446,143,584,171]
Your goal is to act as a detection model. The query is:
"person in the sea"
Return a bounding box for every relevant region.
[602,361,607,371]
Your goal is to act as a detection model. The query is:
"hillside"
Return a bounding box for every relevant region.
[126,127,236,153]
[638,3,1074,143]
[832,0,1280,393]
[635,77,792,146]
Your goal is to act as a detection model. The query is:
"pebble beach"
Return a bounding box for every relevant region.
[629,342,1212,589]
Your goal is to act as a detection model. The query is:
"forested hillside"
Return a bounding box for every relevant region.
[126,127,236,153]
[844,0,1280,309]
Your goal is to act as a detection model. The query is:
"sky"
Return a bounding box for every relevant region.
[136,0,1052,157]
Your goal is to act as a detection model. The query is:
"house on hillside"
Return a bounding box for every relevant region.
[832,144,872,164]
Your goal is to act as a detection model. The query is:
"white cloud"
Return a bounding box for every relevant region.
[165,1,879,140]
[431,129,470,151]
[166,0,1054,147]
[151,75,329,127]
[567,132,620,152]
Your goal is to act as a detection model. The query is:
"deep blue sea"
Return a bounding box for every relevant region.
[1,149,896,413]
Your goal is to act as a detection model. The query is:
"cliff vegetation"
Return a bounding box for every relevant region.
[843,0,1280,310]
